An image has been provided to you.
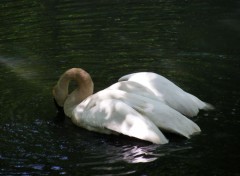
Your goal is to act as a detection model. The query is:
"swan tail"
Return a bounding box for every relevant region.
[186,93,214,111]
[202,102,215,110]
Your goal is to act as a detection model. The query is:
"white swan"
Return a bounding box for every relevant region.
[53,68,212,144]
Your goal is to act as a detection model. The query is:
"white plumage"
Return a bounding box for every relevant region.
[53,68,213,144]
[119,72,213,117]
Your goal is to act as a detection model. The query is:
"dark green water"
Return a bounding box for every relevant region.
[0,0,240,175]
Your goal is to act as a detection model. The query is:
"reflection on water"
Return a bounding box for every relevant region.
[0,0,240,175]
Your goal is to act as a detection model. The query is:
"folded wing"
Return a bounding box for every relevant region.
[72,98,169,144]
[119,72,213,117]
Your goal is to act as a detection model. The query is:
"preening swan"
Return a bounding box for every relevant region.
[53,68,212,144]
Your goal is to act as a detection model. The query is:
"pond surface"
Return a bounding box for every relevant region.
[0,0,240,175]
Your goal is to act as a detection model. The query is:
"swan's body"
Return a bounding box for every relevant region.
[53,68,212,144]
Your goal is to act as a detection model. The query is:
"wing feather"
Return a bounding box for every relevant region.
[75,89,201,139]
[119,72,213,117]
[72,98,169,144]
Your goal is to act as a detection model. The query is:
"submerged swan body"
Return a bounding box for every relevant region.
[53,68,212,144]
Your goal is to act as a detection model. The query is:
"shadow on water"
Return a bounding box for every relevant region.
[0,0,240,175]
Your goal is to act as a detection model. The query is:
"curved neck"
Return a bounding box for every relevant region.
[53,68,94,111]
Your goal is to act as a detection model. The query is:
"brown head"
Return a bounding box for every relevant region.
[52,68,94,109]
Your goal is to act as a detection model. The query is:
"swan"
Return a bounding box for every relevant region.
[53,68,212,144]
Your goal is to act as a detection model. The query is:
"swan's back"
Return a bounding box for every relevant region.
[119,72,213,117]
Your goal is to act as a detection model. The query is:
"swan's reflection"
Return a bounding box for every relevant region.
[82,134,193,164]
[120,145,160,163]
[53,119,194,165]
[110,143,191,163]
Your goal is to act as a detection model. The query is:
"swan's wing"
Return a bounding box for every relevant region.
[80,89,201,139]
[72,98,169,144]
[129,97,201,138]
[119,72,213,117]
[110,91,202,139]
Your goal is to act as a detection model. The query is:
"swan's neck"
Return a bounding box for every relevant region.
[53,68,94,116]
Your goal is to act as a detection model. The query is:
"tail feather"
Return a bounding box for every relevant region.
[202,102,215,110]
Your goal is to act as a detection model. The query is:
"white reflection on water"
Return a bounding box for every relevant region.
[121,145,160,163]
[115,143,192,164]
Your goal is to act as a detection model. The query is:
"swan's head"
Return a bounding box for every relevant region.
[52,84,67,121]
[52,68,94,116]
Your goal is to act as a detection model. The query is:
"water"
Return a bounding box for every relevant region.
[0,0,240,175]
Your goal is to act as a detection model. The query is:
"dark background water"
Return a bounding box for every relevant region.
[0,0,240,175]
